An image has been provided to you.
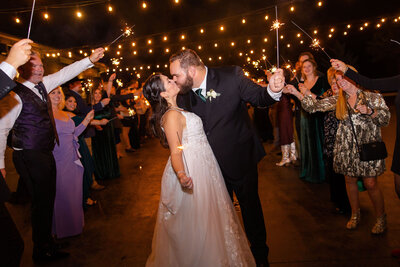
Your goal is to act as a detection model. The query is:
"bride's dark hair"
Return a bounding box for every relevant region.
[143,73,170,148]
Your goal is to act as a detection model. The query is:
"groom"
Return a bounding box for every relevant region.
[170,49,284,266]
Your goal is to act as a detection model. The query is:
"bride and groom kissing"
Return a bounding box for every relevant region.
[143,49,285,267]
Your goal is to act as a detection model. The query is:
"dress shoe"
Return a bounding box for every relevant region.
[371,213,387,235]
[91,181,105,191]
[32,248,69,262]
[346,209,360,230]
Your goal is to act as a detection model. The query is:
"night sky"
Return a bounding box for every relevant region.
[1,0,399,79]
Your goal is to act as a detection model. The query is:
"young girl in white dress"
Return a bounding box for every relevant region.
[143,73,255,267]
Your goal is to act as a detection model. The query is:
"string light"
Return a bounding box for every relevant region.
[200,28,204,34]
[43,12,49,20]
[313,30,318,34]
[344,31,348,35]
[15,17,21,23]
[290,6,295,12]
[149,49,153,53]
[280,35,284,39]
[165,48,170,53]
[231,42,235,46]
[208,57,212,61]
[287,44,291,47]
[147,39,152,45]
[182,46,185,50]
[242,19,246,24]
[76,10,82,18]
[198,45,202,50]
[347,24,351,28]
[264,38,268,42]
[247,39,251,44]
[133,51,137,55]
[300,40,304,44]
[220,25,224,31]
[142,1,147,9]
[317,1,323,7]
[181,34,185,40]
[265,15,269,20]
[163,36,168,41]
[381,18,385,23]
[376,23,381,28]
[239,52,243,56]
[218,56,222,60]
[328,34,332,38]
[330,28,335,32]
[132,42,136,46]
[108,5,113,12]
[250,50,254,54]
[360,26,364,30]
[214,43,218,47]
[118,45,122,49]
[174,0,180,4]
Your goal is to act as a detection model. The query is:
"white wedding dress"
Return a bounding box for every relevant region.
[146,110,256,267]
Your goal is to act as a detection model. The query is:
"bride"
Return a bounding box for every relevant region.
[143,73,255,267]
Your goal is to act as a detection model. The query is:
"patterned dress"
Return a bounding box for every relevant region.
[301,90,390,177]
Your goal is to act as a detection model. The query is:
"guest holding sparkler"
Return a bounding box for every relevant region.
[50,87,94,238]
[285,68,390,234]
[143,73,256,266]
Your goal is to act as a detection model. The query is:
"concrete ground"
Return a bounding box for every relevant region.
[4,97,400,267]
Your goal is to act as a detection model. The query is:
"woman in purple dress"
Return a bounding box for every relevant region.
[49,87,94,238]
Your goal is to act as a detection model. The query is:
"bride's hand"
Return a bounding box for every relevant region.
[178,173,193,190]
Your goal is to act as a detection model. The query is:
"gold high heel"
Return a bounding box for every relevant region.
[346,209,360,230]
[371,214,387,234]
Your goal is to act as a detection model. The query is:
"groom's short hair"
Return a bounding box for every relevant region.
[169,49,204,70]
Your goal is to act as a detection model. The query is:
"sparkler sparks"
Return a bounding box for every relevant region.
[270,20,284,31]
[291,20,332,59]
[107,24,135,47]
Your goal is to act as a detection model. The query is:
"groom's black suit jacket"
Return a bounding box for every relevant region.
[177,66,277,184]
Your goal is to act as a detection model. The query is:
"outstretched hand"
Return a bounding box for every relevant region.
[330,59,347,73]
[269,69,285,92]
[89,48,105,63]
[5,39,33,69]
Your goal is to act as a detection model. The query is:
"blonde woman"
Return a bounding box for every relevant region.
[285,68,390,234]
[49,87,94,238]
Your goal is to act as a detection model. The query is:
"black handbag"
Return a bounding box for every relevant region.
[348,114,387,162]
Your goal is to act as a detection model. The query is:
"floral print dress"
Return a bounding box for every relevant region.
[301,90,390,177]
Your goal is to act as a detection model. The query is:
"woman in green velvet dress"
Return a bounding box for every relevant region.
[297,59,330,183]
[91,88,120,180]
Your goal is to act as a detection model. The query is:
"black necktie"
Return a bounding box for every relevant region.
[195,88,206,102]
[34,82,60,145]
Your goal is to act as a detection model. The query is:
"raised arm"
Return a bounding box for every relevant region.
[162,110,193,190]
[331,59,400,93]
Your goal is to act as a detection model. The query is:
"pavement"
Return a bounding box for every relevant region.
[4,96,400,267]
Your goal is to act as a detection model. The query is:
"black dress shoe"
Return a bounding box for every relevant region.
[33,249,69,262]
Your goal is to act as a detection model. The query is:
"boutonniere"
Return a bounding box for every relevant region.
[206,89,221,102]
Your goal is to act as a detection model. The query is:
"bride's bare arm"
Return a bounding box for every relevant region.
[163,110,193,190]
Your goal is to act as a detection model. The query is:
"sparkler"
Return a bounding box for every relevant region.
[128,108,135,116]
[107,25,135,47]
[390,39,400,46]
[176,132,190,178]
[27,0,36,39]
[271,6,283,68]
[291,21,332,59]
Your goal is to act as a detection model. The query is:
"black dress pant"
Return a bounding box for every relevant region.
[223,166,269,263]
[13,149,56,251]
[0,172,24,267]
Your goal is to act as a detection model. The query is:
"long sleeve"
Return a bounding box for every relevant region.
[74,122,87,138]
[43,57,94,92]
[366,92,390,128]
[0,93,22,168]
[74,92,103,115]
[346,68,400,93]
[301,94,337,113]
[0,62,17,100]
